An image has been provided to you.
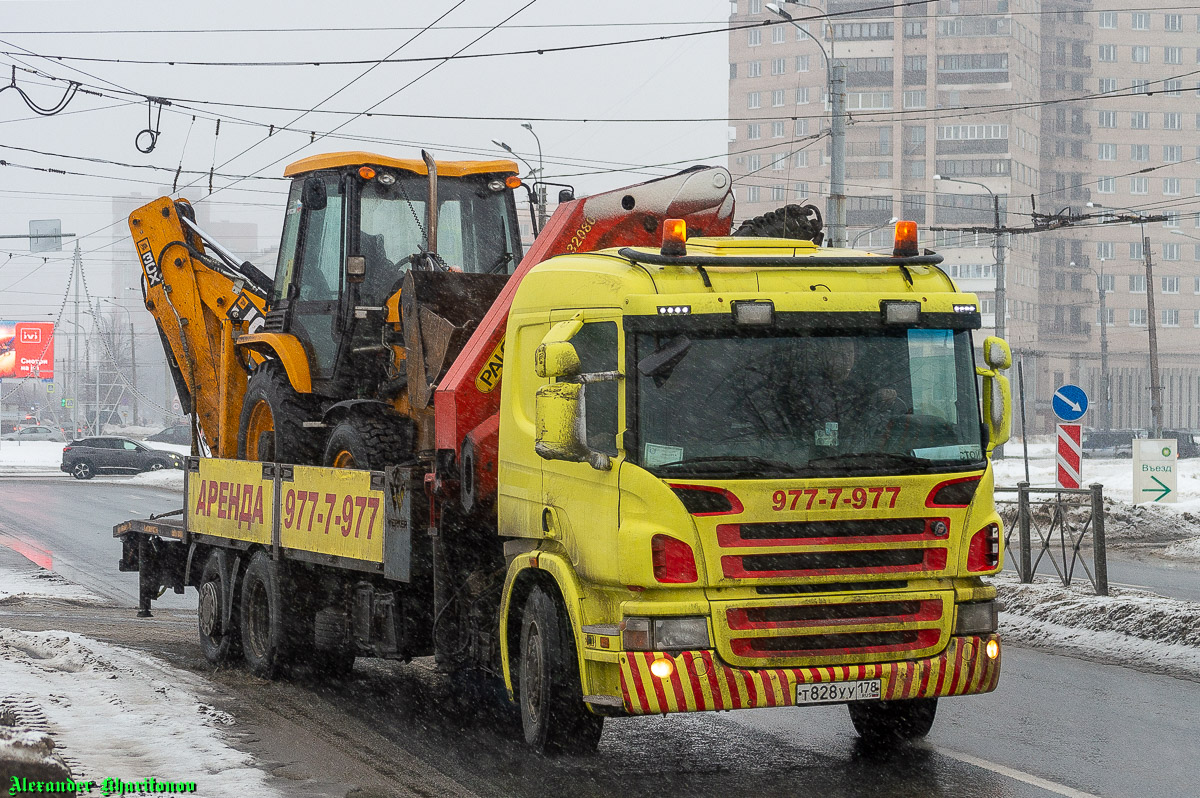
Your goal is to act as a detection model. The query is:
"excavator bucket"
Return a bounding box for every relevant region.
[400,271,509,410]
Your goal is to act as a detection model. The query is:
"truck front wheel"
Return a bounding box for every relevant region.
[847,698,937,743]
[517,586,603,754]
[240,551,288,678]
[198,551,240,664]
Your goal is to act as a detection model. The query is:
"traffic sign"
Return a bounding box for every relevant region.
[1052,384,1088,422]
[1133,439,1177,504]
[1056,424,1083,489]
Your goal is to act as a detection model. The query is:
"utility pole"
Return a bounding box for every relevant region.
[72,242,81,439]
[829,63,847,247]
[1097,259,1111,431]
[991,195,1006,344]
[1142,229,1163,437]
[129,321,139,426]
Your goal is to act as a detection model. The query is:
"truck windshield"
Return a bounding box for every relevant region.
[357,175,521,303]
[634,328,985,477]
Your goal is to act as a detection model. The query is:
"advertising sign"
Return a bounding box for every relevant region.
[1133,439,1177,504]
[0,321,55,380]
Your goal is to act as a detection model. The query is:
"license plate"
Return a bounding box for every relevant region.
[795,679,881,705]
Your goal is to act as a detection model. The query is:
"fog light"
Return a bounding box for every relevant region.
[986,639,1000,660]
[649,657,675,679]
[954,601,998,635]
[620,617,651,650]
[654,617,710,650]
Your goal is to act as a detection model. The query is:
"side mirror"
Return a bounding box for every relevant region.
[345,255,366,284]
[302,176,327,212]
[535,341,580,379]
[979,370,1012,453]
[983,335,1011,370]
[534,383,611,470]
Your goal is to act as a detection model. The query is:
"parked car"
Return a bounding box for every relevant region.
[1163,430,1199,459]
[60,437,183,480]
[1,425,65,442]
[1081,428,1143,458]
[145,424,191,446]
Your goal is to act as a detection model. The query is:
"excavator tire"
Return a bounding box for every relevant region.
[323,411,415,470]
[732,203,824,243]
[237,361,321,465]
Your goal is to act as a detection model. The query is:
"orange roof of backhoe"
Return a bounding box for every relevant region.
[283,151,520,178]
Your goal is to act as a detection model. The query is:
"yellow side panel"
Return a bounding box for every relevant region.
[188,459,274,545]
[279,466,385,563]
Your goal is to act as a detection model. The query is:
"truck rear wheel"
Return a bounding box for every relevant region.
[847,698,937,743]
[517,586,603,754]
[323,412,413,470]
[198,550,240,664]
[240,551,288,678]
[238,361,320,464]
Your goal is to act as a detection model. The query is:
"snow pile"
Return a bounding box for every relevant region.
[994,571,1200,680]
[0,567,102,605]
[0,628,281,797]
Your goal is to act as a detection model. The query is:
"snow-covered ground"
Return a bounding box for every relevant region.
[0,565,279,796]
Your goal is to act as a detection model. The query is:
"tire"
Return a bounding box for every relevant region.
[517,586,603,754]
[239,551,289,678]
[71,461,94,480]
[323,411,414,470]
[237,361,321,464]
[197,550,241,664]
[148,459,168,472]
[308,609,355,678]
[732,203,824,243]
[848,698,938,743]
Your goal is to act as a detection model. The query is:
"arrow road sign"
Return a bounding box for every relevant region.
[1142,475,1172,502]
[1052,384,1089,422]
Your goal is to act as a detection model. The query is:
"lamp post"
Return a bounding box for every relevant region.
[1088,202,1163,437]
[851,217,898,248]
[521,123,548,230]
[492,138,542,237]
[1075,258,1111,430]
[933,175,1006,344]
[766,2,846,247]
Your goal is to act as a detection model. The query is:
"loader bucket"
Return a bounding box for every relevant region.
[401,271,509,409]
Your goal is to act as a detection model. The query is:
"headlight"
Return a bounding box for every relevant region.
[620,616,710,651]
[954,601,998,635]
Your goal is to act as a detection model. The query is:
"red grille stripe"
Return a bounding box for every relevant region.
[648,654,670,709]
[716,523,931,548]
[722,548,948,579]
[701,650,725,710]
[730,627,942,659]
[627,653,652,713]
[721,663,743,709]
[726,600,943,630]
[683,651,705,708]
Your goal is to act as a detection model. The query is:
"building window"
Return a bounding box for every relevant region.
[747,123,761,139]
[1099,11,1117,28]
[1099,274,1116,292]
[1097,241,1115,259]
[1163,247,1181,265]
[1130,112,1149,129]
[1098,78,1117,94]
[793,151,808,167]
[1130,308,1148,326]
[1132,45,1150,63]
[1132,79,1149,95]
[1131,144,1149,161]
[771,152,787,171]
[771,120,786,138]
[771,24,786,44]
[746,185,761,202]
[747,154,761,171]
[1165,178,1182,195]
[748,28,761,46]
[771,185,787,202]
[795,54,810,72]
[1164,210,1181,228]
[748,60,762,78]
[1165,112,1182,130]
[1098,44,1117,62]
[1097,143,1116,160]
[795,86,809,104]
[1132,12,1150,29]
[1131,241,1145,261]
[1195,309,1200,326]
[1166,46,1183,64]
[1130,176,1148,194]
[1162,309,1180,327]
[1166,13,1183,31]
[903,90,927,108]
[1165,145,1183,163]
[771,58,787,75]
[794,118,808,135]
[729,63,738,80]
[1130,274,1147,292]
[1098,110,1117,128]
[1163,275,1181,292]
[793,182,810,198]
[1097,307,1115,325]
[847,92,893,110]
[772,89,785,107]
[747,92,761,109]
[1166,79,1183,96]
[1096,177,1115,194]
[748,0,763,11]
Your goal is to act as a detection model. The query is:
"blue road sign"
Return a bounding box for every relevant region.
[1053,384,1089,422]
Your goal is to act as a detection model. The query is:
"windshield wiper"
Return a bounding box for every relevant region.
[806,452,954,472]
[654,455,798,475]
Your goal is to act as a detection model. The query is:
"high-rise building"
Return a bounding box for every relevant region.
[728,0,1200,433]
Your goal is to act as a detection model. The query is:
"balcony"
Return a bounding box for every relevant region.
[1039,320,1092,339]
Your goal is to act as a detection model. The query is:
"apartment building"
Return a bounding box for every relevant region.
[728,0,1200,432]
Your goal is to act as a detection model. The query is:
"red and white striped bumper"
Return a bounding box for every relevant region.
[617,634,1000,715]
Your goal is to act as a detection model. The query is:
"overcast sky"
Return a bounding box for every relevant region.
[0,0,732,323]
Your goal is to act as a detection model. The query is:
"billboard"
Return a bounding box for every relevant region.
[0,321,55,380]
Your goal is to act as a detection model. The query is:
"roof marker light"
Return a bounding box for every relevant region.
[893,220,919,257]
[661,218,687,257]
[505,175,523,189]
[358,166,377,180]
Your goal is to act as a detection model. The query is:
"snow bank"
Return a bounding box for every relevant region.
[0,566,102,605]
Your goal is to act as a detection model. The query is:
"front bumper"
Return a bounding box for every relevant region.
[616,634,1000,715]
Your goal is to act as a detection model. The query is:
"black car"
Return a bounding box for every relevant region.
[145,424,192,446]
[60,437,183,480]
[1081,428,1142,458]
[1164,430,1200,459]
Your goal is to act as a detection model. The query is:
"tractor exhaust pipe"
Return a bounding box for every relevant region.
[421,150,438,257]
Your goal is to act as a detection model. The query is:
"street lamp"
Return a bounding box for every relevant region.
[521,122,548,230]
[1087,201,1163,437]
[851,217,898,248]
[933,175,1006,344]
[766,2,847,247]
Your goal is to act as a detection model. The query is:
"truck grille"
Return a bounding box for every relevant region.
[716,593,950,667]
[722,547,947,579]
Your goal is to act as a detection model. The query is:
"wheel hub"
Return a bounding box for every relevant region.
[523,625,544,724]
[198,581,220,637]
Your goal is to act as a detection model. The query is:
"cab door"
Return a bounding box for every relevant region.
[540,314,623,584]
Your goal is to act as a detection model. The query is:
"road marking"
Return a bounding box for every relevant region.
[931,745,1103,798]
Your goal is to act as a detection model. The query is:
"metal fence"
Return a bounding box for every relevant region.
[994,482,1108,595]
